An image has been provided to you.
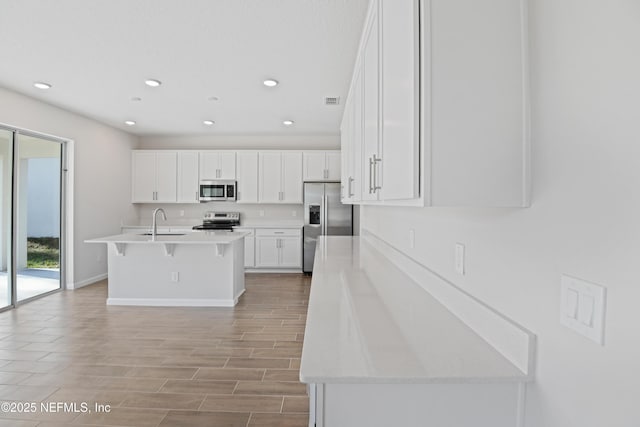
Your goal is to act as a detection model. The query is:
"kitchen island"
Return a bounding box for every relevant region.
[86,231,247,307]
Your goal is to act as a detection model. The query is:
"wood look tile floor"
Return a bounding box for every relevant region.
[0,274,311,427]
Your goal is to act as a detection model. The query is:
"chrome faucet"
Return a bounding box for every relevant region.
[151,208,167,241]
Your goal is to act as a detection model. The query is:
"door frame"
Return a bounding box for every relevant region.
[0,122,73,310]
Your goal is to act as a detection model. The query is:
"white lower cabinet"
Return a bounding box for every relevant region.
[255,229,302,269]
[234,228,255,268]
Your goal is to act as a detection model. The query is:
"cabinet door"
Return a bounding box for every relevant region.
[218,151,237,179]
[361,2,380,202]
[155,152,178,202]
[236,151,259,203]
[340,103,352,202]
[244,236,255,268]
[132,151,157,203]
[199,151,219,180]
[379,0,419,200]
[177,151,199,203]
[255,236,279,267]
[279,237,301,268]
[281,152,303,204]
[351,67,364,202]
[303,152,327,181]
[259,152,282,203]
[326,151,341,181]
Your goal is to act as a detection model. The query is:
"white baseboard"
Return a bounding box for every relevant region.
[68,273,107,290]
[106,297,237,307]
[234,289,246,304]
[245,268,302,273]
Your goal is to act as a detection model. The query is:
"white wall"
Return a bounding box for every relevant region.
[139,134,339,150]
[27,158,60,238]
[361,1,640,426]
[0,87,139,287]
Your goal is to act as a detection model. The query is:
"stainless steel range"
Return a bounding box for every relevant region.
[192,211,240,231]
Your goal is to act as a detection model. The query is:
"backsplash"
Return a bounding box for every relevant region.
[131,203,303,226]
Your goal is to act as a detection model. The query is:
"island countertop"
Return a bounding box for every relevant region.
[86,230,248,245]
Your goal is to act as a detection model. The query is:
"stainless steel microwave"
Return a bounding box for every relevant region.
[199,180,236,202]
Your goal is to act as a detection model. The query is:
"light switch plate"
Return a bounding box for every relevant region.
[560,275,606,345]
[455,243,465,275]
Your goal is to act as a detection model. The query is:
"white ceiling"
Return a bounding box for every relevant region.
[0,0,368,136]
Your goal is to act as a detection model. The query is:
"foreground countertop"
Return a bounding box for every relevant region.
[86,231,247,245]
[300,236,528,384]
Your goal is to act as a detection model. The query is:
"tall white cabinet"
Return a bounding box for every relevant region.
[131,151,177,203]
[236,151,259,203]
[176,151,199,203]
[258,151,303,204]
[340,0,530,207]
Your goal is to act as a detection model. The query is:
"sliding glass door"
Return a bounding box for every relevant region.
[0,130,13,309]
[15,134,62,301]
[0,127,64,310]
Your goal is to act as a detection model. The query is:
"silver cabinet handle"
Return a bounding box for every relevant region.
[348,176,355,197]
[196,191,199,201]
[274,231,284,234]
[368,157,374,194]
[373,154,382,192]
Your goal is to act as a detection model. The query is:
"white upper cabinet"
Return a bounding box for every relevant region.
[258,151,303,204]
[303,151,341,181]
[340,0,529,207]
[341,67,363,204]
[132,151,177,203]
[425,0,530,206]
[236,151,259,204]
[200,151,236,180]
[281,152,303,203]
[176,151,199,203]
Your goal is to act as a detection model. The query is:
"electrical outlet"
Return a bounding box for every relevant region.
[179,210,185,217]
[259,210,265,217]
[455,243,465,275]
[292,210,297,217]
[409,229,415,249]
[96,252,102,262]
[171,272,179,282]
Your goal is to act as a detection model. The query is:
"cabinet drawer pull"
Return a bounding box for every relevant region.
[348,177,355,197]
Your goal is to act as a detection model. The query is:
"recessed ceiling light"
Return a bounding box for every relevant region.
[34,82,52,90]
[131,97,142,102]
[283,120,294,126]
[263,79,279,87]
[144,79,162,87]
[203,120,215,126]
[124,120,136,126]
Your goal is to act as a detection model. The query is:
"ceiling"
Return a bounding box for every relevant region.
[0,0,368,136]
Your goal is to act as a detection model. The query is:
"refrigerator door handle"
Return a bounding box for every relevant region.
[323,191,328,236]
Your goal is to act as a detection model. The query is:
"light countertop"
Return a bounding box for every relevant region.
[122,220,303,229]
[86,231,248,245]
[300,236,529,384]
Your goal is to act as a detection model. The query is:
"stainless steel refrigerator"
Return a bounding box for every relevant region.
[303,182,353,273]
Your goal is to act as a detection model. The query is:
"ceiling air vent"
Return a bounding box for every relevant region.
[324,96,340,106]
